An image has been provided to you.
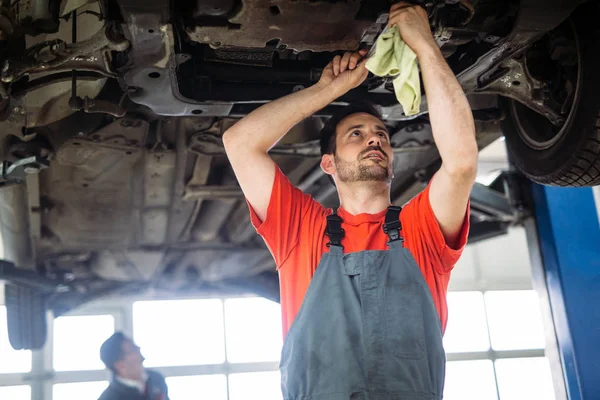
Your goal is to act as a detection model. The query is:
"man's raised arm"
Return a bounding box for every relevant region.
[389,3,479,247]
[223,50,369,222]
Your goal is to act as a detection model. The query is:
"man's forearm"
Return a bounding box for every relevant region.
[224,82,339,152]
[417,46,478,177]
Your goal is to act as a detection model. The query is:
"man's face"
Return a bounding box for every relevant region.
[115,339,145,380]
[327,113,393,183]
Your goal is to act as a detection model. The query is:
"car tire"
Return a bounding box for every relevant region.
[502,2,600,187]
[5,283,48,350]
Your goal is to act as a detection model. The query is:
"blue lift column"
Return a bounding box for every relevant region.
[527,184,600,400]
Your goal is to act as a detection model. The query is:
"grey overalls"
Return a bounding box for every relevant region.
[280,206,446,400]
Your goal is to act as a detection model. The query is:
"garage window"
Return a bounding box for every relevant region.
[224,297,282,363]
[0,306,32,373]
[133,299,226,367]
[228,371,282,400]
[442,289,556,400]
[166,374,228,400]
[484,290,546,350]
[52,381,109,400]
[444,360,498,400]
[443,292,490,353]
[495,357,555,400]
[0,385,31,399]
[53,314,115,371]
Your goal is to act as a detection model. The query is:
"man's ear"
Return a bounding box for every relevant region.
[113,360,124,373]
[320,154,335,177]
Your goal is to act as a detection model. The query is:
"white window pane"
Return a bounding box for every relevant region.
[0,385,31,400]
[485,291,546,350]
[444,360,498,400]
[225,297,282,363]
[166,375,227,400]
[53,381,108,400]
[229,371,282,400]
[53,315,115,371]
[495,357,555,400]
[0,306,32,373]
[133,299,225,367]
[443,292,490,353]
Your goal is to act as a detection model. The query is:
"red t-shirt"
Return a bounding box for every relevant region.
[248,165,470,338]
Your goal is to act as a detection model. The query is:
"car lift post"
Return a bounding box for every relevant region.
[524,183,600,400]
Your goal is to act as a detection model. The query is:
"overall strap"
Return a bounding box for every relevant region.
[383,205,403,243]
[326,211,344,248]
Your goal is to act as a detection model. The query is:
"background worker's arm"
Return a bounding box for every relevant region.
[223,50,369,222]
[390,3,479,247]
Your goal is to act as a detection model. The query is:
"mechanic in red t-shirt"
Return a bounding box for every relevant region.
[223,3,478,399]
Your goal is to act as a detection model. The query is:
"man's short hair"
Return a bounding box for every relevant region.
[319,101,384,156]
[100,332,126,373]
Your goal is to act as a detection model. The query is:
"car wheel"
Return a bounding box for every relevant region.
[5,283,48,350]
[501,2,600,187]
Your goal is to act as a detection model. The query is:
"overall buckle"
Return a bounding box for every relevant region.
[326,213,344,247]
[383,205,403,243]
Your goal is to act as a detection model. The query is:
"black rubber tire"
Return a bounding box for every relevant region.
[5,283,48,350]
[502,2,600,187]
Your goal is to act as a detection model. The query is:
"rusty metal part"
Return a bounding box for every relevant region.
[10,71,106,97]
[189,129,434,159]
[477,57,565,126]
[434,27,452,47]
[18,0,61,35]
[186,0,376,52]
[39,119,149,251]
[72,92,128,118]
[0,82,8,99]
[0,156,49,186]
[1,24,129,83]
[193,0,235,17]
[457,0,584,95]
[459,0,475,25]
[0,10,14,40]
[183,185,243,200]
[51,50,118,78]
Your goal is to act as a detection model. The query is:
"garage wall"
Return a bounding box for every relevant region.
[450,226,533,292]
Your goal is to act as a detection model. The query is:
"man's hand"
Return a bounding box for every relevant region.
[388,2,437,57]
[317,49,369,97]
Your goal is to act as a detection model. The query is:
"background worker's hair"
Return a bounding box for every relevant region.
[100,332,126,373]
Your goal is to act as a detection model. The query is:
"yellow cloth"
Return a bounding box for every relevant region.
[365,25,421,116]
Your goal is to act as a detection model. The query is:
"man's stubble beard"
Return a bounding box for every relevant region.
[334,154,392,183]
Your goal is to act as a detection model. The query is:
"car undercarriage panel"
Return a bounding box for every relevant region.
[0,0,586,313]
[185,0,384,52]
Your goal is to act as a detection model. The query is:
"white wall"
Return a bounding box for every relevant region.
[449,226,533,292]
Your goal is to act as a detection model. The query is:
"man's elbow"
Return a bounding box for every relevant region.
[222,127,239,153]
[223,126,269,156]
[446,154,478,183]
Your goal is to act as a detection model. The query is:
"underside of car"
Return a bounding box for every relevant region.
[1,0,600,349]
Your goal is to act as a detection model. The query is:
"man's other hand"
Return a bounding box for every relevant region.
[317,49,369,97]
[388,2,437,56]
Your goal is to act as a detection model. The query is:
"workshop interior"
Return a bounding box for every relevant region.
[1,0,599,399]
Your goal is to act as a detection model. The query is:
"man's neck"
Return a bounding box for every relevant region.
[337,181,391,215]
[116,370,147,386]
